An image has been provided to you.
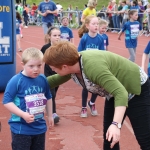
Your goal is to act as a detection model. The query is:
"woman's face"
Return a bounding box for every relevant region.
[50,29,61,45]
[50,65,71,76]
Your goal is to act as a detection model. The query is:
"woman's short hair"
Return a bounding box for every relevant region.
[43,41,79,69]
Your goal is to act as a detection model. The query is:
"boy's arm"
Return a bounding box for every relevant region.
[46,99,54,128]
[4,102,34,123]
[141,53,148,71]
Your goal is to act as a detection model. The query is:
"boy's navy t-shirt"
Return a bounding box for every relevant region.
[60,26,73,41]
[122,21,141,48]
[100,33,109,50]
[3,72,52,135]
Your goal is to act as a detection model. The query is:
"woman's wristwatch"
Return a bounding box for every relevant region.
[112,121,122,129]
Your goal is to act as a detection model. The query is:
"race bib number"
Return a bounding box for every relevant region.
[25,93,47,120]
[130,24,139,39]
[61,33,70,41]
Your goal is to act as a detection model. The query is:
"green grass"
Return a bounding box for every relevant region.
[26,0,106,11]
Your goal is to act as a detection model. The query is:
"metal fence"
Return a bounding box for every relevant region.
[27,10,150,37]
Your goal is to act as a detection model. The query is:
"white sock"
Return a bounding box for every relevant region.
[90,101,95,105]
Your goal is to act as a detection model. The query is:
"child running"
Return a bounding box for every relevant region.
[99,18,109,50]
[141,41,150,80]
[16,12,23,52]
[118,10,142,62]
[78,15,105,118]
[3,47,54,150]
[60,16,74,43]
[41,27,61,124]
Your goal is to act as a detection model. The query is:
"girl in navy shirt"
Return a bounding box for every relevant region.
[78,15,104,118]
[118,10,142,62]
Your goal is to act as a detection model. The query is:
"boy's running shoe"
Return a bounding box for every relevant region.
[53,113,60,124]
[88,101,98,116]
[80,107,87,118]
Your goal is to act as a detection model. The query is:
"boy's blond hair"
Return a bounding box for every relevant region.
[61,16,69,22]
[98,18,109,26]
[22,47,43,64]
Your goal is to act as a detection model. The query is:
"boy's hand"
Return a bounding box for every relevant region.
[21,112,34,123]
[48,117,54,129]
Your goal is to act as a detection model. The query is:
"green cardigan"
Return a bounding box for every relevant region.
[47,50,141,107]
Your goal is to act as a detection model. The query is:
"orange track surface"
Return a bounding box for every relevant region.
[0,26,149,150]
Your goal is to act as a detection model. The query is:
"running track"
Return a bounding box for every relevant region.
[0,26,149,150]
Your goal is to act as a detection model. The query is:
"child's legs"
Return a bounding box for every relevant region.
[11,132,32,150]
[30,133,45,150]
[12,132,45,150]
[16,34,21,49]
[90,93,98,103]
[82,88,88,107]
[128,48,136,62]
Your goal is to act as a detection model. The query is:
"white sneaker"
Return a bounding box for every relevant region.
[24,26,28,28]
[111,30,115,33]
[80,108,87,118]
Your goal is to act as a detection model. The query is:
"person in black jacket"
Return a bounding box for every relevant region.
[41,26,61,124]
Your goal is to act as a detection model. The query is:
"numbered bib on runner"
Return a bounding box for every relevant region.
[25,93,47,121]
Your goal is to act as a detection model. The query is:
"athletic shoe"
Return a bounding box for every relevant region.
[80,108,87,118]
[18,48,22,52]
[24,26,28,28]
[88,101,98,116]
[53,113,60,124]
[111,30,116,33]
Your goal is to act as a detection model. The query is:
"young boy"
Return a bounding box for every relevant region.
[3,47,54,150]
[60,16,74,43]
[141,41,150,79]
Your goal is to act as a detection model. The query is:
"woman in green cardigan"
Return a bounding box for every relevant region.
[43,41,150,150]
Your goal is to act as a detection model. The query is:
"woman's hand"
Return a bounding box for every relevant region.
[106,124,120,148]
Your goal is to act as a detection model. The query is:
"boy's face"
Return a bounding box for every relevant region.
[22,59,43,78]
[62,18,69,26]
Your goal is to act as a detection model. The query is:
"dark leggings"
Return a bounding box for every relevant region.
[82,88,98,107]
[24,16,28,26]
[11,132,45,150]
[103,79,150,150]
[51,86,59,113]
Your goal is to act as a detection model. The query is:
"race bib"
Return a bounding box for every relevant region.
[25,93,47,120]
[130,24,139,39]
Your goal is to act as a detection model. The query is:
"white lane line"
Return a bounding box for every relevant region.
[17,52,21,59]
[124,120,134,135]
[22,40,42,47]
